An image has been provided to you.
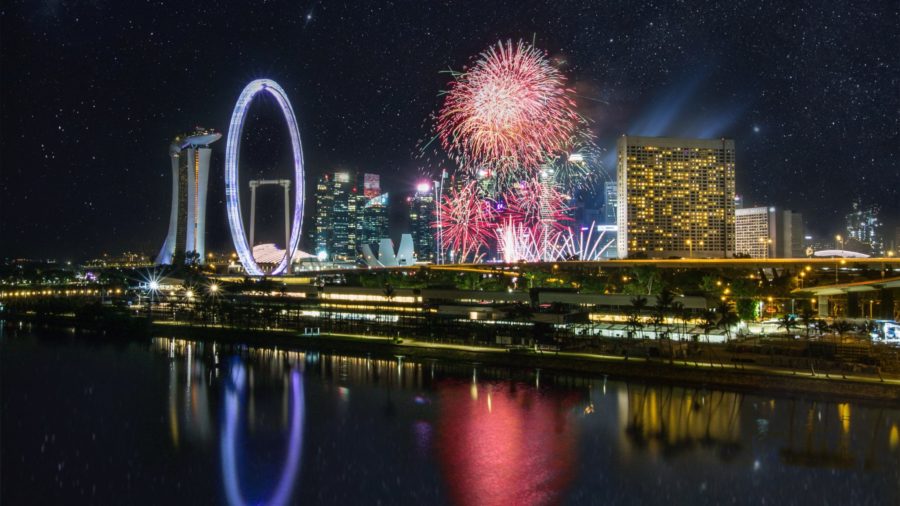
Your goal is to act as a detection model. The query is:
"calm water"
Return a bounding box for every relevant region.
[2,327,899,505]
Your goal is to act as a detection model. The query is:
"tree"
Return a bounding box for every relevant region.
[777,314,799,336]
[799,306,817,339]
[830,320,853,338]
[623,266,662,295]
[383,283,396,301]
[716,300,740,341]
[671,301,686,339]
[626,310,643,340]
[699,309,722,367]
[629,296,648,339]
[653,288,675,341]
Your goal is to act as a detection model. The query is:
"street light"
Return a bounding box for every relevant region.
[686,239,693,259]
[834,235,844,284]
[758,237,772,258]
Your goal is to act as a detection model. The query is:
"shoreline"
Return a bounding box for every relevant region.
[146,322,900,404]
[6,316,899,403]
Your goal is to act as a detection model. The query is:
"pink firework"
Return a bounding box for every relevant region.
[437,40,580,179]
[435,182,496,263]
[504,177,572,232]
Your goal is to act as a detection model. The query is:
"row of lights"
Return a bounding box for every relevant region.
[0,288,123,298]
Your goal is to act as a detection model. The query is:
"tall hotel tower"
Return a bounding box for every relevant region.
[156,128,222,265]
[617,136,736,258]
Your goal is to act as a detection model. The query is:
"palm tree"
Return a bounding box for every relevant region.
[799,306,817,339]
[630,296,648,339]
[626,310,643,340]
[700,309,721,367]
[383,283,396,301]
[716,300,740,341]
[654,288,675,339]
[777,314,799,336]
[831,320,853,338]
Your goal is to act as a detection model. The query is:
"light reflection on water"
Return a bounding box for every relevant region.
[151,336,900,505]
[2,332,897,505]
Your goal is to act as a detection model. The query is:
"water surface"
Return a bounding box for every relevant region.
[2,327,898,505]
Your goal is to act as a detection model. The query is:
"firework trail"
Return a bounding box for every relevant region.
[504,176,572,231]
[551,222,615,261]
[436,40,581,182]
[542,132,607,192]
[435,182,496,263]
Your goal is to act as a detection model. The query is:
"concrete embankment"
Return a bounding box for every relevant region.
[149,323,900,405]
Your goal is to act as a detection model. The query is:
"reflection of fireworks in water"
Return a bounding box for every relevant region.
[436,182,495,263]
[437,40,580,182]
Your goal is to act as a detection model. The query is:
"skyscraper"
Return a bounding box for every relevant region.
[735,206,804,258]
[409,182,436,262]
[846,200,883,255]
[356,173,389,247]
[313,171,356,260]
[616,136,735,258]
[602,180,617,225]
[156,128,221,265]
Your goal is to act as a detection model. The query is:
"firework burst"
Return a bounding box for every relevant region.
[542,133,607,192]
[435,182,496,263]
[504,176,572,231]
[437,40,580,181]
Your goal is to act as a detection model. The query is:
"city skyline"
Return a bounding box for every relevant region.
[2,1,898,260]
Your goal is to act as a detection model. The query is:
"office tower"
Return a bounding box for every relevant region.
[616,135,735,258]
[845,200,883,255]
[409,182,436,262]
[735,207,804,258]
[603,180,617,224]
[356,173,389,247]
[313,171,356,260]
[156,128,221,265]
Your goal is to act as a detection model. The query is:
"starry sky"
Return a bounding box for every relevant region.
[1,0,897,259]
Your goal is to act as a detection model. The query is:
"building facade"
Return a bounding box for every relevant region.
[409,183,436,262]
[156,128,221,265]
[616,136,736,258]
[735,206,804,258]
[356,173,389,248]
[313,171,356,260]
[603,180,617,225]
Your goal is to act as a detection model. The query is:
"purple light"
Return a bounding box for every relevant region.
[225,79,305,276]
[221,363,304,506]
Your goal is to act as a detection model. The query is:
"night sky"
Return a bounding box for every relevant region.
[1,0,897,259]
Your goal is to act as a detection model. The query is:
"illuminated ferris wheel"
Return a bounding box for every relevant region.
[224,79,305,276]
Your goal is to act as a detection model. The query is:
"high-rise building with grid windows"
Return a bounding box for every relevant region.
[616,136,736,258]
[735,206,804,258]
[408,182,436,262]
[313,171,356,260]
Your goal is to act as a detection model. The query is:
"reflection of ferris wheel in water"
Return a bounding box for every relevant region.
[225,79,305,276]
